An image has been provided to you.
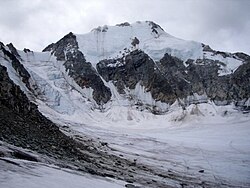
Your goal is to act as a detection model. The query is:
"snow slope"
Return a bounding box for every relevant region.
[0,158,125,188]
[53,104,250,187]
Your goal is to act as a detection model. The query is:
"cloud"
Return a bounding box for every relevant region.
[0,0,249,54]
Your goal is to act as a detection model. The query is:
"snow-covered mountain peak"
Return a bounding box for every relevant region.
[75,21,203,65]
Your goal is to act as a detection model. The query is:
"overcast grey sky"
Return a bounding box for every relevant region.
[0,0,249,54]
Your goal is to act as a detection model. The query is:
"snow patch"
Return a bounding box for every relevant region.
[0,158,125,188]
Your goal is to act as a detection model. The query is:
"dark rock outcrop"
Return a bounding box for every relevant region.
[231,61,250,108]
[43,32,77,61]
[97,50,155,94]
[234,52,250,62]
[116,22,131,27]
[146,21,165,34]
[6,43,22,60]
[159,55,250,106]
[0,44,31,90]
[63,49,111,105]
[131,37,140,47]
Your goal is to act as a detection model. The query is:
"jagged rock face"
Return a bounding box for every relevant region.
[231,62,250,102]
[155,54,191,103]
[202,44,250,62]
[6,43,22,60]
[64,49,111,104]
[160,55,249,105]
[185,59,250,105]
[43,33,111,105]
[43,32,78,61]
[0,65,34,115]
[0,44,31,90]
[158,54,250,105]
[234,52,250,62]
[186,59,232,103]
[97,51,199,104]
[97,49,250,107]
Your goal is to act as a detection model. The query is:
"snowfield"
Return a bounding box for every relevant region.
[52,104,250,187]
[0,157,125,188]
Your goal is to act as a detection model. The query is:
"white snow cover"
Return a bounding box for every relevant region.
[75,21,204,65]
[0,158,125,188]
[52,103,250,187]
